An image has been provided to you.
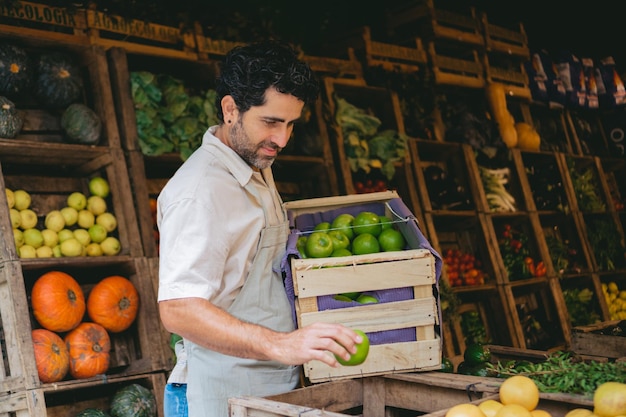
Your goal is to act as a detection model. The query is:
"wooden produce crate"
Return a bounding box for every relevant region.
[0,261,39,394]
[0,35,122,149]
[86,8,197,60]
[0,1,89,45]
[20,258,166,384]
[322,77,408,197]
[302,48,364,80]
[482,53,531,100]
[385,0,483,47]
[0,388,47,417]
[480,12,530,59]
[570,320,626,361]
[428,41,485,88]
[0,146,143,261]
[44,372,166,417]
[284,191,442,383]
[231,372,593,417]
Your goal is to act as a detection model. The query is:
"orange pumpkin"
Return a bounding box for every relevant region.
[87,275,139,333]
[32,328,69,383]
[31,271,85,332]
[64,322,110,379]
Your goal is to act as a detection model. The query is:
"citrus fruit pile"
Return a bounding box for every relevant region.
[6,177,121,258]
[297,210,407,258]
[446,375,547,417]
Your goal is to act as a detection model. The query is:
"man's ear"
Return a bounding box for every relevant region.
[221,95,238,122]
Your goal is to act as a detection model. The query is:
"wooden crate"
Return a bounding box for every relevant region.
[0,1,89,45]
[386,0,483,46]
[86,8,197,60]
[284,192,442,383]
[322,77,406,196]
[0,35,122,149]
[0,388,47,417]
[0,261,39,394]
[44,372,166,417]
[3,258,165,391]
[480,12,529,59]
[427,41,485,88]
[570,320,626,360]
[0,146,143,261]
[230,372,592,417]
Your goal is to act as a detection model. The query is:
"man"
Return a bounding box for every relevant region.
[157,40,362,417]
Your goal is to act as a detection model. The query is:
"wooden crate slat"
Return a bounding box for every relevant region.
[86,9,197,60]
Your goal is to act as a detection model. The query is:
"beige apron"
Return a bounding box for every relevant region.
[186,174,299,417]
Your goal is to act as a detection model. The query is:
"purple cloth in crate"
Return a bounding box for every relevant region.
[280,197,442,345]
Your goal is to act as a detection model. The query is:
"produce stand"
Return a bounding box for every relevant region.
[229,372,593,417]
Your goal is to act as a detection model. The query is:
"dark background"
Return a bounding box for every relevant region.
[14,0,625,66]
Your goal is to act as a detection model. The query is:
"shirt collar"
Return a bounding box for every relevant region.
[202,125,254,187]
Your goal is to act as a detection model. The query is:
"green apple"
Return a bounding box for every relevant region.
[41,229,59,248]
[89,176,110,198]
[88,224,107,243]
[52,245,62,258]
[328,230,350,251]
[96,212,118,232]
[330,213,355,240]
[356,294,379,304]
[60,238,83,257]
[77,209,95,229]
[313,221,331,232]
[296,235,308,258]
[353,211,382,237]
[73,228,91,246]
[86,195,107,215]
[85,242,103,256]
[13,228,24,248]
[22,228,44,248]
[44,210,66,232]
[9,208,21,228]
[331,248,352,257]
[67,191,87,210]
[18,244,37,258]
[305,232,333,258]
[334,329,370,366]
[13,189,31,210]
[5,188,14,209]
[100,236,121,256]
[378,228,406,252]
[60,206,78,226]
[36,245,53,258]
[379,215,393,231]
[19,209,39,229]
[57,228,75,243]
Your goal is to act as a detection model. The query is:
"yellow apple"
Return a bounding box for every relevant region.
[44,210,66,232]
[19,209,39,230]
[67,191,87,211]
[96,212,118,232]
[77,209,95,229]
[86,195,107,215]
[13,189,31,210]
[41,229,59,248]
[60,206,78,227]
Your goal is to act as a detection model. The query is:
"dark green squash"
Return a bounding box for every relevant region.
[35,51,83,109]
[75,408,111,417]
[0,96,23,138]
[0,44,33,98]
[61,103,102,145]
[110,383,157,417]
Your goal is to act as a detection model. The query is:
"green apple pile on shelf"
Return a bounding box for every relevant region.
[6,177,121,258]
[296,211,407,259]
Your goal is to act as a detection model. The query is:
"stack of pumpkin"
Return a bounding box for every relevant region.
[31,271,139,383]
[0,42,102,144]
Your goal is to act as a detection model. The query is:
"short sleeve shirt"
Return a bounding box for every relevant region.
[156,126,283,310]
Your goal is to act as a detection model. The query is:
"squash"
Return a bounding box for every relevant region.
[64,322,111,379]
[35,51,83,109]
[485,83,518,148]
[32,328,69,383]
[0,96,23,138]
[0,43,33,98]
[31,271,86,332]
[515,122,541,151]
[76,409,111,417]
[87,275,140,333]
[61,103,102,145]
[110,383,157,417]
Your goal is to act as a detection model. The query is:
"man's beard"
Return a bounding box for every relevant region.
[230,119,281,170]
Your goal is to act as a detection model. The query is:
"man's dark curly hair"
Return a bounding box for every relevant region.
[215,40,320,122]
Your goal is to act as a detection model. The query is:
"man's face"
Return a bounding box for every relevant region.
[230,88,305,169]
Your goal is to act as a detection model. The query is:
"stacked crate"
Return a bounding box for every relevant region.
[0,3,168,415]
